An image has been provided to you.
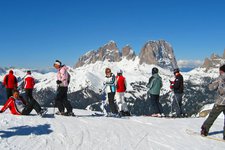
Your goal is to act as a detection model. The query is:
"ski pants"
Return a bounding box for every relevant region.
[202,105,225,137]
[107,92,118,114]
[149,94,163,115]
[115,92,128,112]
[6,88,13,99]
[172,93,184,117]
[55,86,72,113]
[25,89,41,114]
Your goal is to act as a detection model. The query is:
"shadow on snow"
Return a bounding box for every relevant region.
[0,124,53,138]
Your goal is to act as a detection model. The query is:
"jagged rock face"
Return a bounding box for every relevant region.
[122,45,136,60]
[75,40,178,70]
[75,41,121,68]
[201,52,225,71]
[139,40,178,70]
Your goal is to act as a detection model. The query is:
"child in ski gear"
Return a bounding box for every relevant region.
[115,69,130,116]
[21,70,44,115]
[2,70,18,99]
[201,64,225,140]
[170,68,184,117]
[0,90,47,116]
[54,60,74,116]
[100,68,118,115]
[146,67,163,117]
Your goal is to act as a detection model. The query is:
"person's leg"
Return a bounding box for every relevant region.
[55,87,65,113]
[108,92,118,114]
[149,94,159,115]
[21,106,33,115]
[6,88,13,99]
[201,105,223,136]
[174,93,182,117]
[223,107,225,140]
[120,92,129,112]
[116,92,122,112]
[155,95,163,114]
[62,87,73,113]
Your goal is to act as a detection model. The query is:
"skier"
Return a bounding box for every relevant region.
[115,69,131,116]
[201,64,225,140]
[2,70,18,99]
[146,67,163,117]
[170,68,184,117]
[100,68,118,116]
[21,70,46,115]
[0,90,47,116]
[53,60,74,116]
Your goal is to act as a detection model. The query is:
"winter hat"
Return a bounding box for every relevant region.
[54,60,62,66]
[117,69,123,74]
[152,67,159,74]
[219,64,225,72]
[173,68,180,74]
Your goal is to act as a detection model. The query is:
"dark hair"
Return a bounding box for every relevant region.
[220,64,225,72]
[174,68,180,74]
[27,70,31,74]
[13,89,19,94]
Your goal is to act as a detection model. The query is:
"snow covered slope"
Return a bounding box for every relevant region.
[0,108,224,150]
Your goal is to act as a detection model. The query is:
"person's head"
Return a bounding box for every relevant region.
[54,60,62,69]
[105,68,111,77]
[152,67,159,75]
[219,64,225,75]
[9,70,13,74]
[27,70,31,75]
[173,68,180,75]
[117,69,123,76]
[13,90,20,99]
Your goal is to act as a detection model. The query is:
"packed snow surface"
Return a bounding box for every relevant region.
[0,108,224,150]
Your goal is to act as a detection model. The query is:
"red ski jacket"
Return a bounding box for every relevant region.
[0,96,26,115]
[24,75,35,89]
[3,72,18,89]
[116,75,127,93]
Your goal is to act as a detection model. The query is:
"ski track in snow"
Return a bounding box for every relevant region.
[0,108,224,150]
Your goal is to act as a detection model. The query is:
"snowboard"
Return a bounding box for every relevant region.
[186,129,225,142]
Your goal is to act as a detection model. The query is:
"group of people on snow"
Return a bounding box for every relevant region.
[0,59,224,140]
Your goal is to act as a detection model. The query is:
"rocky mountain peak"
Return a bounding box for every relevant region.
[202,51,225,71]
[75,40,178,70]
[139,40,178,70]
[122,45,136,60]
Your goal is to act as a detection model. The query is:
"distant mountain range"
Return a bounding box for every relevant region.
[0,40,224,116]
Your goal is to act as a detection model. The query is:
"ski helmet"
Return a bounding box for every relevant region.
[152,67,159,74]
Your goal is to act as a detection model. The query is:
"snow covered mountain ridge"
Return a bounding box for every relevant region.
[75,40,178,70]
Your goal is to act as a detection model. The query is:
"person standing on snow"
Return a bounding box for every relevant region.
[2,70,18,99]
[170,68,184,117]
[115,69,131,116]
[201,64,225,140]
[100,68,118,116]
[146,67,163,117]
[53,60,74,116]
[21,70,46,115]
[0,90,47,116]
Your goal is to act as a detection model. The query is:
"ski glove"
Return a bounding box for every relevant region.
[0,110,3,113]
[56,80,62,84]
[99,89,102,93]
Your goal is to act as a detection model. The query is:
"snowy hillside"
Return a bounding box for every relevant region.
[0,108,224,150]
[0,59,220,116]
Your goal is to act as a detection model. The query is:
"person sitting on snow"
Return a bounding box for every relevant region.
[0,90,47,116]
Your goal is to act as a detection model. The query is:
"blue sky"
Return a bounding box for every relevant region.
[0,0,225,68]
